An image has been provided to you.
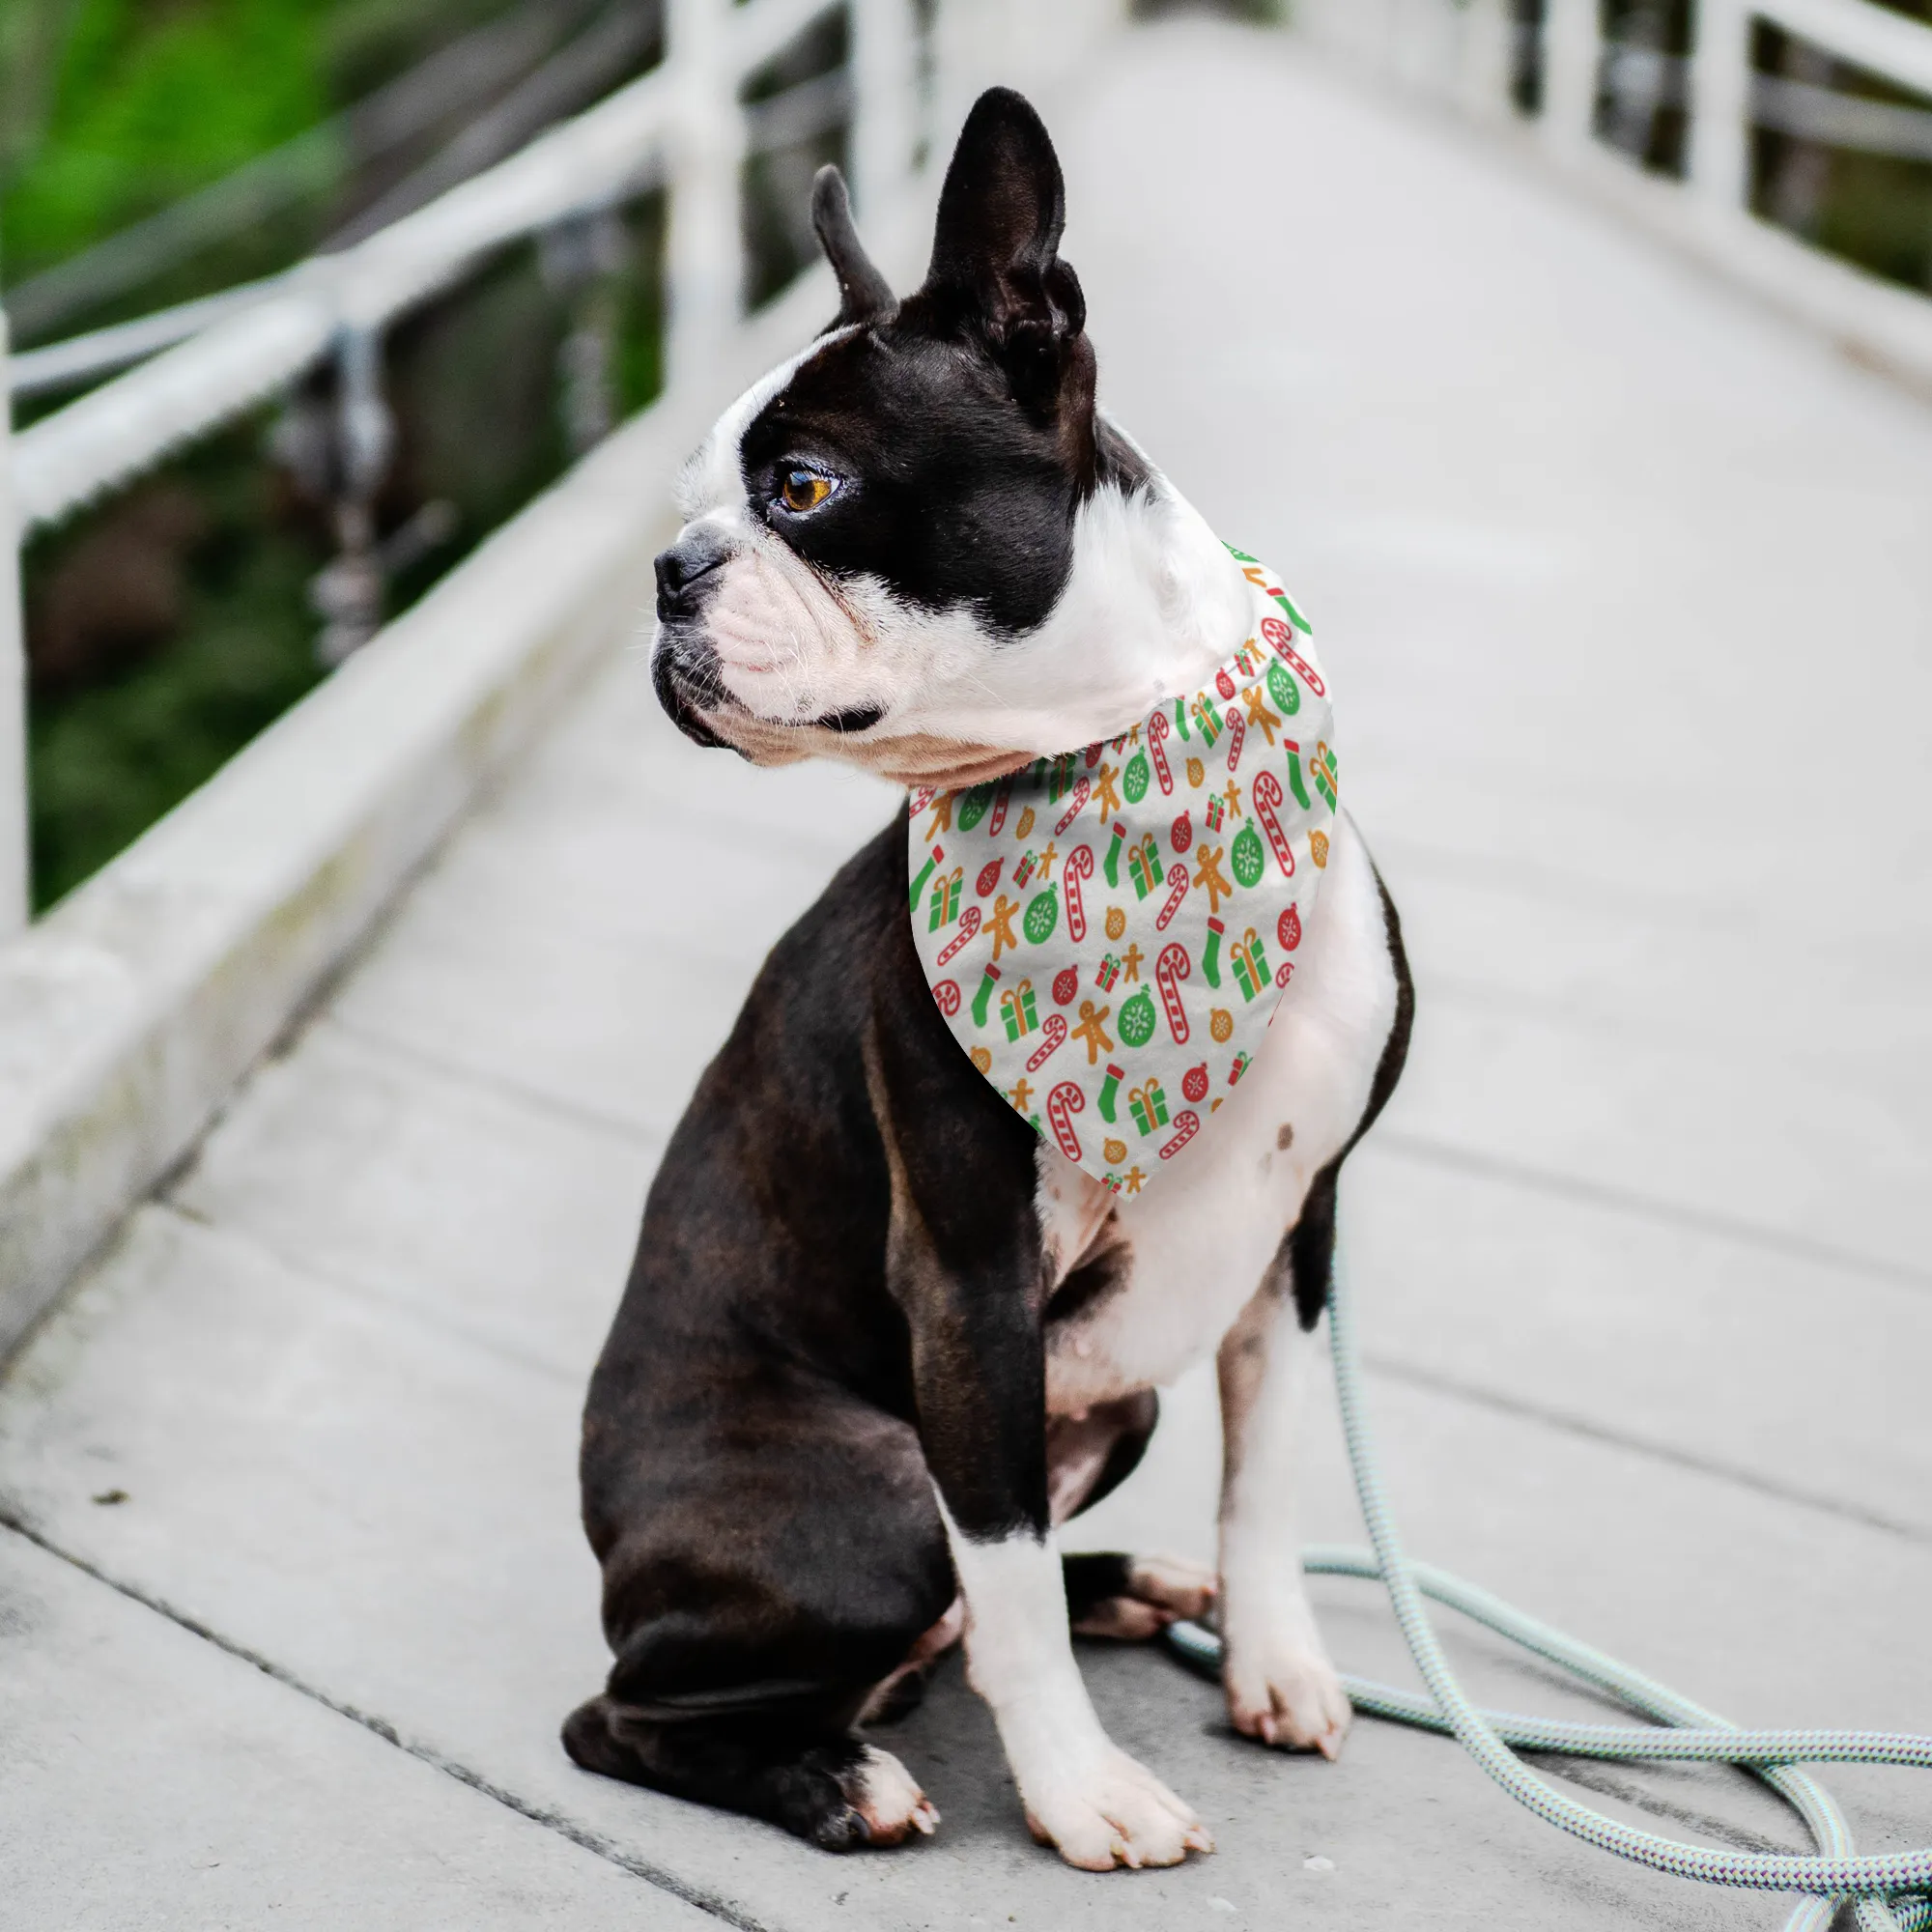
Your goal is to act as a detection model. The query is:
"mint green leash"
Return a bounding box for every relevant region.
[1163,1244,1932,1931]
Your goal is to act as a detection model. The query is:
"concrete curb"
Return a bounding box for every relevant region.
[0,267,837,1359]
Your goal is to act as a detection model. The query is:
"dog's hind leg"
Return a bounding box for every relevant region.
[562,1695,937,1850]
[572,1379,955,1849]
[1045,1389,1216,1639]
[1063,1550,1216,1640]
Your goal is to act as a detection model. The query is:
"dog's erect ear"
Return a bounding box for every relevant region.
[811,165,895,327]
[923,88,1087,405]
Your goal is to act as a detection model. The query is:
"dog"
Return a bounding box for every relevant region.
[564,86,1413,1871]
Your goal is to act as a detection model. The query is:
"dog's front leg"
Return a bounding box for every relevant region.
[888,1199,1210,1869]
[1216,1243,1351,1758]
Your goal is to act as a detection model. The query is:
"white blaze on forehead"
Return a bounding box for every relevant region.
[673,326,860,520]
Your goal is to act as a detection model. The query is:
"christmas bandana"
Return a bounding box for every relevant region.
[908,548,1338,1194]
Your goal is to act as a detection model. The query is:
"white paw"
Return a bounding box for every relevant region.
[1223,1635,1351,1759]
[844,1745,940,1845]
[1020,1744,1214,1871]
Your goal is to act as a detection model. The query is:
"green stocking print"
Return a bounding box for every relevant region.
[971,963,1001,1028]
[1097,1064,1124,1123]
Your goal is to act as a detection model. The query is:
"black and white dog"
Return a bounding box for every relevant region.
[565,87,1412,1870]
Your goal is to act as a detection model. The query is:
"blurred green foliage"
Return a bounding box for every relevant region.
[2,0,331,278]
[23,416,329,904]
[7,0,668,910]
[0,0,521,288]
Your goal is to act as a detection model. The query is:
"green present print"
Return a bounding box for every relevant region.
[1000,979,1039,1041]
[1128,1079,1169,1137]
[1127,833,1162,899]
[1311,740,1339,810]
[1230,928,1271,1003]
[1188,696,1223,749]
[927,865,962,931]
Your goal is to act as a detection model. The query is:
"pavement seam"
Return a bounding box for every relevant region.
[1375,1130,1931,1295]
[0,1512,772,1932]
[1363,1350,1929,1547]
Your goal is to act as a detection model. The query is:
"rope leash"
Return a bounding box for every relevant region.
[1163,1246,1932,1932]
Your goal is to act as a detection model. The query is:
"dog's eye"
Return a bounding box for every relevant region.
[778,469,836,514]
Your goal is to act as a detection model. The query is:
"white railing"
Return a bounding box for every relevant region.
[0,0,1127,939]
[1294,0,1932,301]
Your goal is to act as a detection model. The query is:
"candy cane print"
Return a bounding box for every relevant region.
[1157,1109,1201,1161]
[1274,960,1294,989]
[908,786,936,818]
[1155,943,1191,1044]
[1026,1014,1068,1072]
[1047,1081,1086,1163]
[1055,776,1092,836]
[1148,707,1175,793]
[1224,707,1245,773]
[1262,618,1327,696]
[934,980,961,1016]
[1064,844,1094,942]
[988,775,1013,838]
[935,904,981,966]
[1251,772,1295,877]
[1154,862,1190,932]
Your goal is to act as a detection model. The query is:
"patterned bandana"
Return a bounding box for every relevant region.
[907,547,1338,1193]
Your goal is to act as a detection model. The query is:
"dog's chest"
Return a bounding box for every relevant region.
[1035,813,1397,1414]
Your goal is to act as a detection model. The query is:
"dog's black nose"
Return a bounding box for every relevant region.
[654,532,730,621]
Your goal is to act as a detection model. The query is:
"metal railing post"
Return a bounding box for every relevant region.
[1542,0,1603,150]
[0,314,30,933]
[851,0,918,218]
[1689,0,1753,214]
[1452,0,1520,120]
[310,326,398,667]
[665,0,739,396]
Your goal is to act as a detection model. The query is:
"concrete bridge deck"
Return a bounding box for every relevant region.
[3,16,1929,1928]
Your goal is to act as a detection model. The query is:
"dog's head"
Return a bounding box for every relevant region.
[653,87,1244,784]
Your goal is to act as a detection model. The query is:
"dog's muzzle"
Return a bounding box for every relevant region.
[651,531,734,749]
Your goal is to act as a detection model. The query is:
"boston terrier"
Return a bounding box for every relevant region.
[564,87,1413,1870]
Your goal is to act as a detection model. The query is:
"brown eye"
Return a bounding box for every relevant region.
[780,469,834,513]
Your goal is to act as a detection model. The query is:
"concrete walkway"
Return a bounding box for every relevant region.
[4,18,1929,1929]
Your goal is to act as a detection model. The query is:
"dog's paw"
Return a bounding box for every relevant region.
[1223,1635,1351,1759]
[829,1745,939,1848]
[1021,1745,1213,1870]
[1072,1552,1216,1641]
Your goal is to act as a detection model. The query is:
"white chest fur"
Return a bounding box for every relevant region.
[1036,810,1398,1413]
